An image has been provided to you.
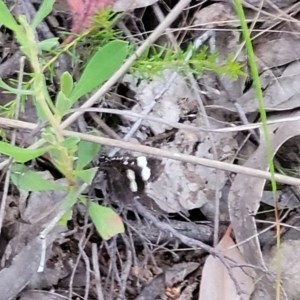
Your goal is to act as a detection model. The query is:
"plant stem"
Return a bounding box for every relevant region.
[20,17,74,181]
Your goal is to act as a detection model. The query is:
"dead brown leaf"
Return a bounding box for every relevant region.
[199,226,254,300]
[224,61,300,113]
[255,38,300,71]
[193,3,239,28]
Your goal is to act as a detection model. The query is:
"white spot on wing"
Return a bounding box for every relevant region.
[137,156,151,181]
[126,169,137,192]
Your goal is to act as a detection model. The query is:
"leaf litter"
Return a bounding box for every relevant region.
[1,0,300,299]
[199,226,254,300]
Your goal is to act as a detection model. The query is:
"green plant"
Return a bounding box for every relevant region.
[130,44,244,80]
[0,0,128,240]
[71,8,244,82]
[0,0,245,241]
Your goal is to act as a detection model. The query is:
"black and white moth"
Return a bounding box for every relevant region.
[96,155,162,204]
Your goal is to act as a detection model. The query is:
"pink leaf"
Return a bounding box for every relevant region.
[66,0,115,43]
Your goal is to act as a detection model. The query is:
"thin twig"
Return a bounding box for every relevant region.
[89,112,123,140]
[68,231,91,299]
[152,3,178,47]
[118,234,132,298]
[72,107,232,132]
[92,243,105,300]
[79,232,92,300]
[71,107,300,134]
[1,117,300,185]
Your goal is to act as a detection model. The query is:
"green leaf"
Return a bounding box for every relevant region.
[59,190,78,210]
[60,72,73,97]
[88,202,124,240]
[0,142,51,162]
[0,1,19,31]
[11,165,67,191]
[38,37,59,51]
[76,136,100,170]
[41,131,56,144]
[55,91,72,118]
[73,168,98,184]
[69,40,129,102]
[59,137,80,149]
[0,78,34,95]
[31,0,55,29]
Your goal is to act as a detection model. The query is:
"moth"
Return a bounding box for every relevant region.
[95,155,162,205]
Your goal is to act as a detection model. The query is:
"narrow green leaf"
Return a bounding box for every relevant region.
[73,168,98,184]
[76,136,100,170]
[0,0,19,31]
[88,202,124,240]
[38,37,59,51]
[69,40,129,102]
[31,0,55,29]
[11,165,67,191]
[55,91,72,118]
[0,142,51,162]
[60,72,73,97]
[0,78,34,95]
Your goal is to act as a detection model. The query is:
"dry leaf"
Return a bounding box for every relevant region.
[255,38,300,71]
[222,61,300,114]
[199,226,254,300]
[193,3,239,28]
[261,188,300,209]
